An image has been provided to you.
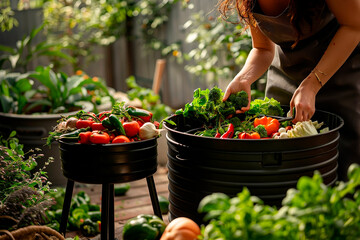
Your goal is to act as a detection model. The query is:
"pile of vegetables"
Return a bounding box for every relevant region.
[46,189,101,237]
[47,101,163,145]
[174,87,328,139]
[197,163,360,240]
[122,214,201,240]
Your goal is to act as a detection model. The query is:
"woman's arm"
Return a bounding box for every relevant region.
[223,24,275,111]
[290,0,360,122]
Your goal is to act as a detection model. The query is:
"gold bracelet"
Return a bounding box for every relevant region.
[314,67,327,76]
[312,71,323,87]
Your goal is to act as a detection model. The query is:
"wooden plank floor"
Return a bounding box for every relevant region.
[65,167,170,240]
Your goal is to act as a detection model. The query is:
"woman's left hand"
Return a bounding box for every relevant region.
[290,75,321,123]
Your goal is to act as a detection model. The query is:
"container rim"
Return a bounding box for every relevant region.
[163,108,344,141]
[59,136,158,147]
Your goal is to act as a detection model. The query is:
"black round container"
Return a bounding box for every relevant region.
[59,138,158,184]
[163,109,344,224]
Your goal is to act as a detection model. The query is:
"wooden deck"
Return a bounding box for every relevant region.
[65,167,170,240]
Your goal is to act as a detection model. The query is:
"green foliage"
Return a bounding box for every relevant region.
[0,131,53,229]
[176,86,248,128]
[0,7,18,32]
[0,70,34,114]
[0,131,53,201]
[247,97,284,117]
[0,66,114,114]
[135,0,181,56]
[125,76,173,122]
[198,164,360,240]
[0,24,73,72]
[45,189,101,236]
[181,11,252,84]
[42,0,128,71]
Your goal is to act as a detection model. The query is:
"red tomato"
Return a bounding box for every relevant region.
[78,131,92,144]
[112,135,131,143]
[98,110,111,121]
[271,132,280,138]
[123,121,140,137]
[137,120,144,127]
[90,131,110,144]
[153,121,160,129]
[76,119,93,129]
[250,132,261,139]
[285,126,293,131]
[239,132,251,139]
[139,110,153,122]
[109,133,116,142]
[92,122,106,131]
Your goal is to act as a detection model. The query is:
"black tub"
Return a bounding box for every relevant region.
[163,109,344,224]
[59,138,158,184]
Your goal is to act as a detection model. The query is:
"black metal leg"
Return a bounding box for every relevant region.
[60,179,75,237]
[109,184,115,240]
[146,176,162,220]
[101,184,110,240]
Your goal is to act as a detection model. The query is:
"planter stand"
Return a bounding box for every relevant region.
[57,138,162,240]
[59,177,162,240]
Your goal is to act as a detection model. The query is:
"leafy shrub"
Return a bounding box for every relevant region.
[0,131,54,230]
[198,164,360,240]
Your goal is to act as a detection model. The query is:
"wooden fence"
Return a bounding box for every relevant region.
[0,0,231,109]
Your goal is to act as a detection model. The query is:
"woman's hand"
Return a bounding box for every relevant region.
[290,74,321,122]
[223,78,252,113]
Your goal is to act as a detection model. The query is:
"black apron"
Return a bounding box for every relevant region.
[252,3,360,180]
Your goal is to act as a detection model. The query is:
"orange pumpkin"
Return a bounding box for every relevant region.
[160,217,201,240]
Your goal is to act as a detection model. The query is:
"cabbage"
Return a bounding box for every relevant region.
[287,120,320,138]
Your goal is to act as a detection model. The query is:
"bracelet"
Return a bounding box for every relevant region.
[314,67,327,76]
[312,71,323,87]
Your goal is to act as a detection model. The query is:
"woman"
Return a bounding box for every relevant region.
[220,0,360,180]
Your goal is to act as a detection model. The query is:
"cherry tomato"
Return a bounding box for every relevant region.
[90,131,110,144]
[137,120,144,127]
[153,121,160,129]
[98,110,111,121]
[250,132,261,139]
[78,131,92,144]
[239,132,251,139]
[76,119,93,129]
[123,121,140,137]
[285,126,293,131]
[109,133,116,142]
[271,132,280,138]
[139,110,153,122]
[92,122,106,131]
[112,135,131,143]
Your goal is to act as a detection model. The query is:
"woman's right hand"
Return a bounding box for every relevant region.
[222,78,252,113]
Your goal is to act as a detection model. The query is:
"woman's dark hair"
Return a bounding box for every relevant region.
[218,0,326,48]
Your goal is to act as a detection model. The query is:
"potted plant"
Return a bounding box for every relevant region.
[0,65,115,186]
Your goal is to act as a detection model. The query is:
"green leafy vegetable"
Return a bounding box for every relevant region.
[247,97,284,116]
[198,164,360,240]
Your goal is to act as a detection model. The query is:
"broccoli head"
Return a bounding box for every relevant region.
[228,91,249,110]
[254,124,267,138]
[208,86,223,105]
[267,104,284,117]
[218,106,236,117]
[228,117,242,128]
